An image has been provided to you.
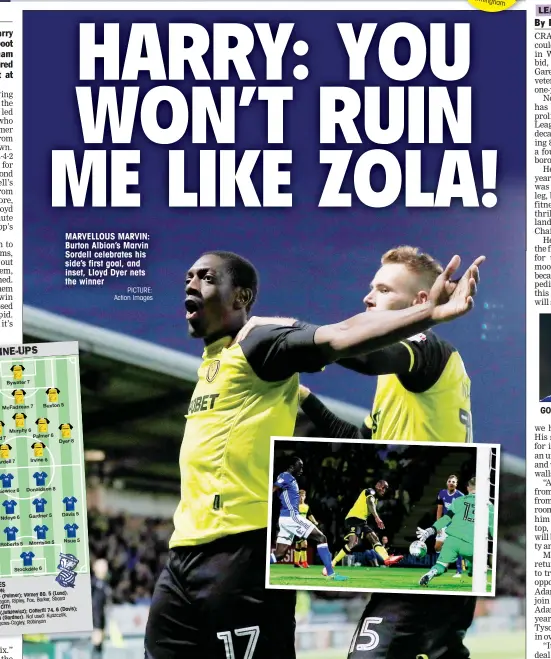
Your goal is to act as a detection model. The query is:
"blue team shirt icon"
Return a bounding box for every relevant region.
[0,474,14,489]
[32,498,47,513]
[62,496,77,512]
[64,523,78,539]
[33,499,48,513]
[32,472,47,487]
[3,526,18,541]
[34,525,48,540]
[2,500,16,515]
[20,552,35,567]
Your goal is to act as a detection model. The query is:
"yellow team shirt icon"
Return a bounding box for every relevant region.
[0,421,5,436]
[0,443,11,459]
[12,390,26,405]
[45,388,60,403]
[10,365,24,381]
[59,423,73,439]
[36,418,49,434]
[13,413,27,428]
[31,442,46,458]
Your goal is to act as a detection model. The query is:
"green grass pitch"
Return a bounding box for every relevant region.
[269,564,492,592]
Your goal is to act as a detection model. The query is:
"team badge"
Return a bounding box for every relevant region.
[55,552,79,588]
[206,360,221,383]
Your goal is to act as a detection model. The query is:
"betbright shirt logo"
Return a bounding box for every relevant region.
[408,333,427,343]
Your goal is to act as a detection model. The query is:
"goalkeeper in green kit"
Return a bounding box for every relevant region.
[416,477,495,586]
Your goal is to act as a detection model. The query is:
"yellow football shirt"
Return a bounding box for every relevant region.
[31,442,46,457]
[36,418,49,433]
[298,503,309,517]
[346,488,377,521]
[170,323,326,548]
[12,390,25,405]
[10,365,24,380]
[363,332,471,442]
[59,423,73,438]
[46,388,60,403]
[13,413,26,428]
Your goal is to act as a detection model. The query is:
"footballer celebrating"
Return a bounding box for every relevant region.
[237,246,484,658]
[239,246,479,443]
[144,250,482,659]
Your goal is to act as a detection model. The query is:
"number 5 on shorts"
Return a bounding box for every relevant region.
[217,626,260,659]
[355,617,382,652]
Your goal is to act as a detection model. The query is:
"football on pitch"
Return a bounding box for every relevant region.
[409,540,427,558]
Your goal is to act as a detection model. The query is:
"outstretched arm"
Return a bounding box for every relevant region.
[237,255,483,364]
[299,386,362,439]
[314,255,482,361]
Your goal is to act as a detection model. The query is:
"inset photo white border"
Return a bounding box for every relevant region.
[266,437,500,598]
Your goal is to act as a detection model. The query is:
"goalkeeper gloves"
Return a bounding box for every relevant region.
[416,526,436,542]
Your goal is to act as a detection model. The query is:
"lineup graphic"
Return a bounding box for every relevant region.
[0,342,92,634]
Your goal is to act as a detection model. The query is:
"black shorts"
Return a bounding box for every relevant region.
[347,593,476,659]
[92,606,105,631]
[144,529,296,659]
[345,518,373,541]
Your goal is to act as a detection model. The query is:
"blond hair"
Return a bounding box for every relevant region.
[381,246,443,290]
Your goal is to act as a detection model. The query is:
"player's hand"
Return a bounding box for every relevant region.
[416,526,436,542]
[428,255,485,323]
[298,385,311,404]
[375,516,385,530]
[235,316,297,343]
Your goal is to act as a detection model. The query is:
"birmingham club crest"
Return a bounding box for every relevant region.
[55,552,79,588]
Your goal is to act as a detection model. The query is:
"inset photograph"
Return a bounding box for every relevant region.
[267,438,499,597]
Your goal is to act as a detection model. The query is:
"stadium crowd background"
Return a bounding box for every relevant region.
[21,309,526,657]
[271,442,477,553]
[85,442,523,609]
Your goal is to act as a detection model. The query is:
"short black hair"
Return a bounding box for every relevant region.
[289,455,303,470]
[203,251,259,312]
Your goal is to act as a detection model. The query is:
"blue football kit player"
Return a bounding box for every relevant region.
[270,457,347,581]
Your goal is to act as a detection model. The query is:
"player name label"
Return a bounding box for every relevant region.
[28,540,53,546]
[0,341,92,634]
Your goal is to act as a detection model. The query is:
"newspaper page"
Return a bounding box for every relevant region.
[0,0,529,657]
[530,4,550,659]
